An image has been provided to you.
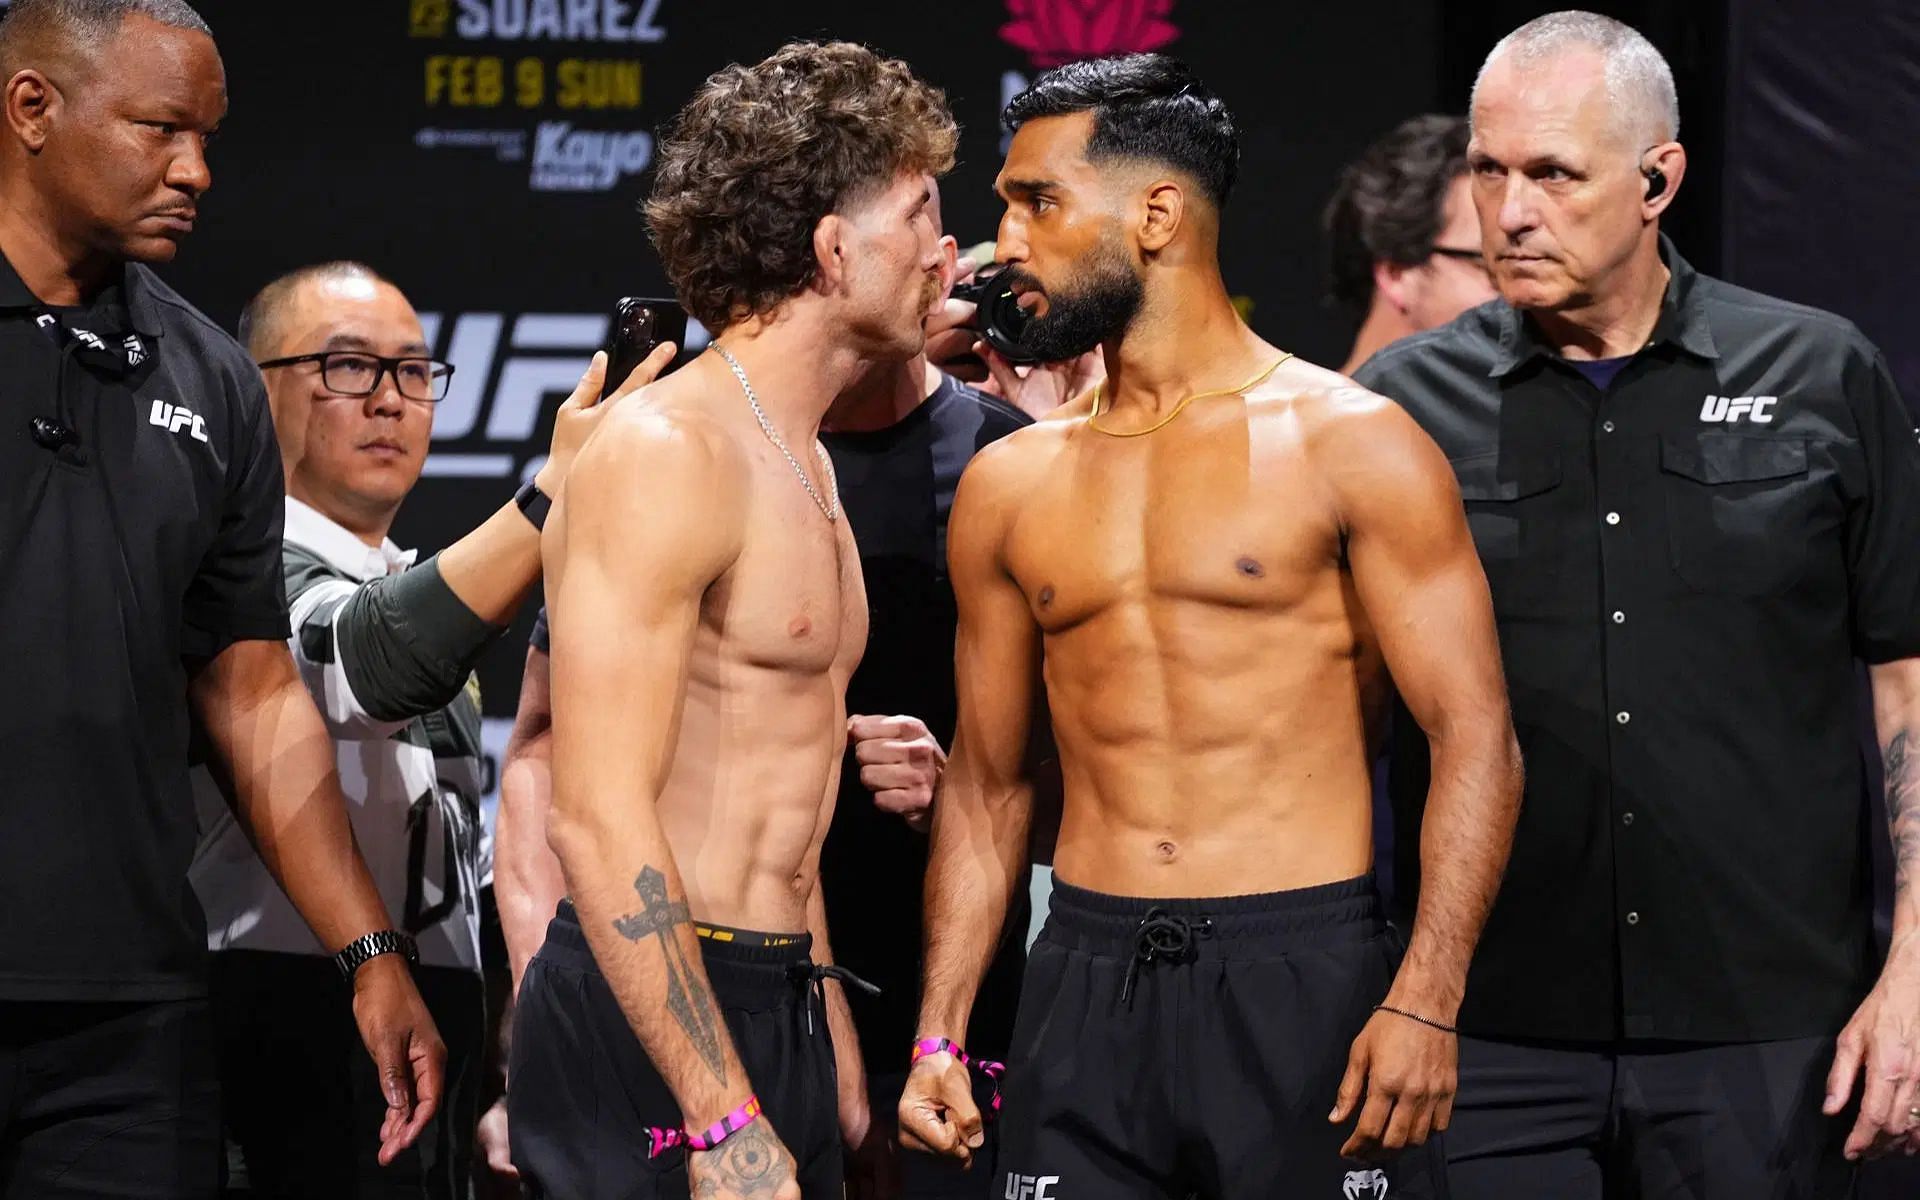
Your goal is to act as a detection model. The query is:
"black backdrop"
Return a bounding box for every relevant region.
[154,4,1909,855]
[169,0,1457,763]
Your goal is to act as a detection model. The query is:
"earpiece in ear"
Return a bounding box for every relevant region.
[1643,167,1668,201]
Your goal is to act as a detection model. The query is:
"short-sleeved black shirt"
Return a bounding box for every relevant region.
[1357,238,1920,1042]
[819,376,1032,1069]
[0,250,289,1001]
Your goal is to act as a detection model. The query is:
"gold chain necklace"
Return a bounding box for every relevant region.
[1086,353,1294,438]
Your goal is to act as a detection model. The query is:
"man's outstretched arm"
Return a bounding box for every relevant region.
[901,450,1042,1166]
[1314,392,1524,1161]
[544,411,796,1199]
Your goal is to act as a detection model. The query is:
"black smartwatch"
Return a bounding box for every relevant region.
[515,479,552,531]
[332,929,419,981]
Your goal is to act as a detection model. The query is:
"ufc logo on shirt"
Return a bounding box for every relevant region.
[1700,394,1777,424]
[1005,1174,1060,1200]
[149,399,210,443]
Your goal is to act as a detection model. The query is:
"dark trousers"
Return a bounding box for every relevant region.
[0,998,220,1199]
[508,901,843,1200]
[210,950,485,1199]
[1445,1033,1854,1199]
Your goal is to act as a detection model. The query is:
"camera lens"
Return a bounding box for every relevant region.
[956,265,1041,366]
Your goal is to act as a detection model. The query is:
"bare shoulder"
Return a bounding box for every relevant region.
[955,411,1071,508]
[1255,357,1449,485]
[574,372,749,497]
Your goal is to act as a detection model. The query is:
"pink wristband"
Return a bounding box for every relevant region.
[910,1037,1007,1115]
[646,1094,763,1159]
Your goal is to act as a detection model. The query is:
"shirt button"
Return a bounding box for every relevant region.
[1616,710,1632,725]
[1612,610,1626,624]
[1627,911,1641,925]
[1605,511,1622,526]
[1623,811,1635,826]
[1603,420,1617,433]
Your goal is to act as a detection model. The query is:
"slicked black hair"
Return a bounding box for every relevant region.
[1003,53,1239,208]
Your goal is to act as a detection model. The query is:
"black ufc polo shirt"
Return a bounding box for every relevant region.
[1358,237,1920,1043]
[0,250,288,1001]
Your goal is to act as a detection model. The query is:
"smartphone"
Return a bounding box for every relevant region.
[601,297,689,399]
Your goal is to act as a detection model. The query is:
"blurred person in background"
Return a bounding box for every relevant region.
[1325,113,1496,376]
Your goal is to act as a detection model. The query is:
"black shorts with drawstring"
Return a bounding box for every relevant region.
[996,875,1448,1200]
[508,900,848,1199]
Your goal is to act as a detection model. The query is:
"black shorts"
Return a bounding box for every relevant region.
[0,998,220,1199]
[998,875,1447,1200]
[508,901,843,1199]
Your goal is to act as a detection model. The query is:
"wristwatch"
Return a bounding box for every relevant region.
[332,929,419,981]
[515,479,552,530]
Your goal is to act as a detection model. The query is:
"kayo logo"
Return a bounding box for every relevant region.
[149,399,209,443]
[529,122,652,192]
[1342,1168,1390,1200]
[1700,394,1777,424]
[1005,1175,1059,1200]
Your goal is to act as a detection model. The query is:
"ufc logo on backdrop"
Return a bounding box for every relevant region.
[149,399,210,443]
[1700,394,1778,424]
[1005,1174,1060,1200]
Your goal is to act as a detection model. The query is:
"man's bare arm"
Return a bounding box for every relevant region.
[1825,657,1920,1156]
[497,643,565,994]
[1325,393,1522,1018]
[1312,391,1522,1158]
[544,412,754,1126]
[901,451,1041,1163]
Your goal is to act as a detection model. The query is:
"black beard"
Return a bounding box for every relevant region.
[1004,247,1143,363]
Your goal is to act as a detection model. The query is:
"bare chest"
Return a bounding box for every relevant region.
[704,468,867,676]
[1003,421,1343,632]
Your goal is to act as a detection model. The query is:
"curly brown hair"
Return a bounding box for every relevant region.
[645,41,958,333]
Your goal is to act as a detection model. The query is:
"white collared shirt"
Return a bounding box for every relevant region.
[189,498,485,973]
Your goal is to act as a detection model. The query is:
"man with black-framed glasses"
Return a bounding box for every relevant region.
[1325,113,1497,376]
[189,260,667,1198]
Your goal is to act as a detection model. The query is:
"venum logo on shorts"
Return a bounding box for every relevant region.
[1004,1174,1060,1200]
[1342,1168,1390,1200]
[1700,394,1778,424]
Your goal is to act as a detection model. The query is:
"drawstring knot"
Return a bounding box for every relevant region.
[1121,908,1214,1006]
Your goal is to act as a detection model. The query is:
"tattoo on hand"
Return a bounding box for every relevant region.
[613,867,728,1085]
[692,1122,791,1197]
[1888,731,1919,893]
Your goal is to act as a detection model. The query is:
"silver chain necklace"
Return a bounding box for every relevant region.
[713,345,839,522]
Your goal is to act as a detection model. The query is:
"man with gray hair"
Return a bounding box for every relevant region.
[0,3,444,1195]
[1359,10,1920,1197]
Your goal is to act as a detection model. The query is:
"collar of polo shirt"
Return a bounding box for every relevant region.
[0,249,168,338]
[284,497,418,582]
[1487,234,1720,380]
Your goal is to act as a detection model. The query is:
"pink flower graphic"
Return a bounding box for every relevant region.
[1000,0,1181,69]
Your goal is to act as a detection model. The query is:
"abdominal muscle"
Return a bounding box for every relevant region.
[1042,610,1380,899]
[648,657,841,934]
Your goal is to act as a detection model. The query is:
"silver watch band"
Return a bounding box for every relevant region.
[332,929,419,981]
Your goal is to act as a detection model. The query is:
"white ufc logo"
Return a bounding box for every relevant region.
[1005,1174,1059,1200]
[1699,394,1777,424]
[149,399,209,443]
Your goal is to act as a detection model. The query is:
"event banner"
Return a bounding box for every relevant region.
[163,1,1441,799]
